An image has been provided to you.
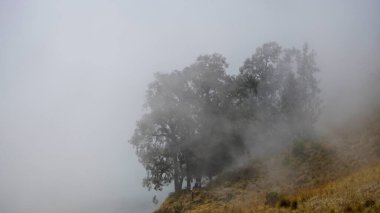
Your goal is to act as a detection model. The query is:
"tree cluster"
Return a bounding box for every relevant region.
[130,42,321,192]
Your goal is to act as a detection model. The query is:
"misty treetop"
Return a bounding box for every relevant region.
[129,42,321,192]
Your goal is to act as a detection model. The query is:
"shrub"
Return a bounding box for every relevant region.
[278,198,291,208]
[364,199,375,208]
[292,140,307,159]
[265,192,279,207]
[343,206,353,213]
[291,200,298,209]
[291,138,331,162]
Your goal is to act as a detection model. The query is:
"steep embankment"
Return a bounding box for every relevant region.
[156,110,380,213]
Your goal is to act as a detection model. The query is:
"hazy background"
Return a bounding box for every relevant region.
[0,0,379,212]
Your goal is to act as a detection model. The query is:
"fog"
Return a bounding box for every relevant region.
[0,1,379,213]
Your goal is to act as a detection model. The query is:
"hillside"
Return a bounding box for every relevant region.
[156,110,380,213]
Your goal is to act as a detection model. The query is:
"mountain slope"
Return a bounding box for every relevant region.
[156,110,380,213]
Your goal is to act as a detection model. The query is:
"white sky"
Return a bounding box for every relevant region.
[0,0,379,212]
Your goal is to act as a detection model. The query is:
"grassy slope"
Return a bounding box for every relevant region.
[156,111,380,213]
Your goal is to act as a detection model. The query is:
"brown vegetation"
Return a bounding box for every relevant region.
[155,110,380,213]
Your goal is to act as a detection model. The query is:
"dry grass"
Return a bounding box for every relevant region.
[156,110,380,213]
[291,163,380,212]
[157,163,380,213]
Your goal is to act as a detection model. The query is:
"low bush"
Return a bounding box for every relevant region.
[265,191,279,207]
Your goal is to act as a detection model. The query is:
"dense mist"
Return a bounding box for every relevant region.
[1,1,379,213]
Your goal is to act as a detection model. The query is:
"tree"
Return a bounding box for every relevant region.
[236,42,321,145]
[237,42,283,123]
[130,42,321,193]
[130,71,194,192]
[181,54,245,187]
[294,44,321,137]
[130,54,247,191]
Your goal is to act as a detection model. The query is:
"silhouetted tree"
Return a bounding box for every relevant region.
[182,54,244,187]
[130,71,194,192]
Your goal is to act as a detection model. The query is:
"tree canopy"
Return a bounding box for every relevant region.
[129,42,321,192]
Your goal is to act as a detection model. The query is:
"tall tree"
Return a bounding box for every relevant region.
[182,54,244,186]
[130,42,321,193]
[238,42,283,122]
[130,71,194,192]
[294,44,321,137]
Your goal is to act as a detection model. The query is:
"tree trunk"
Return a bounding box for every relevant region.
[179,175,184,190]
[173,154,181,192]
[185,159,192,190]
[186,175,191,190]
[174,173,180,192]
[194,176,202,188]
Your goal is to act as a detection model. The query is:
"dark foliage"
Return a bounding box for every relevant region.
[130,42,321,192]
